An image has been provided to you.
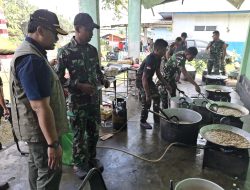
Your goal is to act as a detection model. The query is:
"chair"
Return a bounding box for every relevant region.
[78,168,107,190]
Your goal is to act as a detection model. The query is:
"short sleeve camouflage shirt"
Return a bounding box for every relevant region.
[162,51,186,82]
[56,37,104,95]
[209,39,225,59]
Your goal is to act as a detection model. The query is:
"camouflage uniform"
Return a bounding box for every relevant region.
[220,56,226,75]
[177,40,187,52]
[160,51,186,109]
[207,40,225,75]
[136,53,161,123]
[57,37,104,170]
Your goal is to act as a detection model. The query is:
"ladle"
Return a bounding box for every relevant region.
[199,93,219,112]
[149,106,180,123]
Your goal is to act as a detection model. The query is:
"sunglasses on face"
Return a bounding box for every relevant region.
[44,26,58,37]
[82,26,94,32]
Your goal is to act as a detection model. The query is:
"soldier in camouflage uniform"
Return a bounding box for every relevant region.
[136,39,171,129]
[206,30,227,75]
[180,32,188,51]
[56,13,109,179]
[160,47,201,109]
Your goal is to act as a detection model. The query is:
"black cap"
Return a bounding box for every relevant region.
[181,32,187,38]
[187,47,198,56]
[74,13,100,29]
[30,9,68,35]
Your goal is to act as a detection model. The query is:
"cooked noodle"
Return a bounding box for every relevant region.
[215,106,242,117]
[204,129,250,148]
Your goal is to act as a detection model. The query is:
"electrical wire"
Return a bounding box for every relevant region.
[97,142,183,163]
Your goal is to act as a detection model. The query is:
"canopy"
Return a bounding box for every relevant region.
[142,0,245,9]
[227,0,245,9]
[142,0,179,9]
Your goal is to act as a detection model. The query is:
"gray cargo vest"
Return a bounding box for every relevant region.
[10,40,68,142]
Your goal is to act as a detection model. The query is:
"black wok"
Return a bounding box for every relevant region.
[204,75,228,85]
[206,101,249,118]
[204,85,233,102]
[200,124,250,149]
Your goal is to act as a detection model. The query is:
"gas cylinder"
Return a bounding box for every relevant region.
[112,98,127,130]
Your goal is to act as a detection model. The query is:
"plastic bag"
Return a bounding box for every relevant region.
[60,132,73,165]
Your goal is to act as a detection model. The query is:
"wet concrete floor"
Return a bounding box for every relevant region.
[1,80,250,190]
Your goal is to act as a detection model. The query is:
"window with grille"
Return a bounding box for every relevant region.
[206,26,217,31]
[194,26,205,31]
[194,25,217,31]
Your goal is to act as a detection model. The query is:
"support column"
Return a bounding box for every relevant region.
[236,19,250,112]
[240,19,250,76]
[78,0,100,54]
[128,0,141,59]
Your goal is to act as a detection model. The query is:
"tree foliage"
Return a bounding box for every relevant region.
[1,0,73,44]
[2,0,37,43]
[101,0,128,19]
[57,14,74,33]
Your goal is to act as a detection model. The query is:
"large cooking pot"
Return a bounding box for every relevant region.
[174,178,224,190]
[200,124,250,149]
[206,101,249,128]
[204,85,232,102]
[206,101,249,118]
[204,75,227,85]
[160,108,202,145]
[191,98,212,126]
[170,96,193,109]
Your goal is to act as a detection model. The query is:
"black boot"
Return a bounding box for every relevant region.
[0,182,9,190]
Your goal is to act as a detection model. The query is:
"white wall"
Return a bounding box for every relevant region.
[150,27,172,41]
[170,13,250,42]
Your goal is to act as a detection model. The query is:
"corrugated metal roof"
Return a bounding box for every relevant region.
[160,10,250,18]
[153,0,249,13]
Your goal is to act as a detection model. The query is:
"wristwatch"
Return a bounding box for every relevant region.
[48,141,60,149]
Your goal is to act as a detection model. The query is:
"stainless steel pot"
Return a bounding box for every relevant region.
[174,178,224,190]
[191,98,212,126]
[160,108,202,145]
[170,96,193,109]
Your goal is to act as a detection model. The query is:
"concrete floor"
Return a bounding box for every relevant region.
[1,79,250,190]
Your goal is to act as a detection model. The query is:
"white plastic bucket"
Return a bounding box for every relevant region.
[175,178,224,190]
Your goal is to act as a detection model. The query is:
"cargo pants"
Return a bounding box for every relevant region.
[70,103,100,170]
[136,79,160,123]
[28,142,62,190]
[159,81,177,109]
[207,57,221,75]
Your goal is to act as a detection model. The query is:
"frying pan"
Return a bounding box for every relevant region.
[200,124,250,149]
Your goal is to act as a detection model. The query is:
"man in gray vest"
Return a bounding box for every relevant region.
[9,9,68,190]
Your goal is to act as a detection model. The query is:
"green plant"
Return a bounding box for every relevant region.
[187,59,207,74]
[0,37,17,54]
